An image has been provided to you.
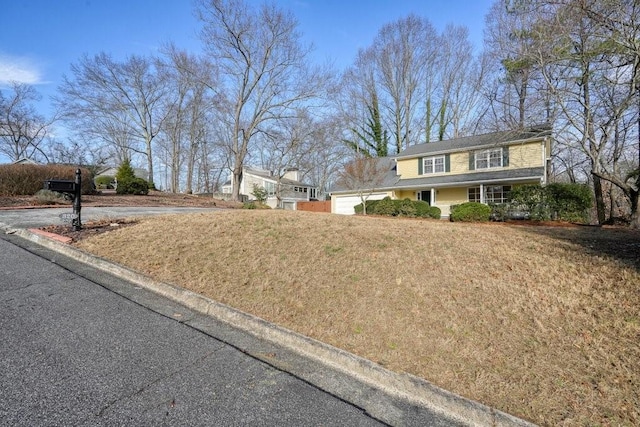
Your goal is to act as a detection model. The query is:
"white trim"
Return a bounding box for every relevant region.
[422,155,446,175]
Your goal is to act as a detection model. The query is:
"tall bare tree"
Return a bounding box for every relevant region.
[0,83,54,162]
[56,53,171,187]
[195,0,331,201]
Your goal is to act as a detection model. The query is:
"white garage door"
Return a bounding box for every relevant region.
[334,193,388,215]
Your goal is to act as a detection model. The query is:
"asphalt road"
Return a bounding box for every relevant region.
[0,233,390,426]
[0,206,218,229]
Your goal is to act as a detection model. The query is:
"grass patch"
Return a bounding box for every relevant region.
[75,210,640,426]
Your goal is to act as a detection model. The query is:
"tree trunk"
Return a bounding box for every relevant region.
[592,173,606,225]
[630,188,639,229]
[232,165,243,202]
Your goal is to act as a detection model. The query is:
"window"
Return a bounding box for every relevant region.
[467,185,512,203]
[468,187,481,203]
[474,148,503,169]
[265,181,276,196]
[422,155,445,174]
[485,185,511,204]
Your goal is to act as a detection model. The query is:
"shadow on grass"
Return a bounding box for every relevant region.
[512,223,640,272]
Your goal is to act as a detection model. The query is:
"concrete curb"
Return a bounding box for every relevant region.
[3,224,537,427]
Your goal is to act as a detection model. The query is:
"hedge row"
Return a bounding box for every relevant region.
[507,183,592,222]
[355,197,441,219]
[0,164,95,196]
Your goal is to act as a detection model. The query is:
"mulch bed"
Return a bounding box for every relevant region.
[38,219,139,243]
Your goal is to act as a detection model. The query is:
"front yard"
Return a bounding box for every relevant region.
[73,210,639,426]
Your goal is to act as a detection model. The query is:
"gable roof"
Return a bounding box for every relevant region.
[395,125,552,159]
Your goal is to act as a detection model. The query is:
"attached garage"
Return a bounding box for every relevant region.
[332,193,389,215]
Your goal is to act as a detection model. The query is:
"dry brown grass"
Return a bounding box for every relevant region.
[75,210,640,426]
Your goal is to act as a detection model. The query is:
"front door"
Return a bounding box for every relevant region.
[421,190,431,206]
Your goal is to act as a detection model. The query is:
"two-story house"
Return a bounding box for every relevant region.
[331,126,552,216]
[222,166,318,209]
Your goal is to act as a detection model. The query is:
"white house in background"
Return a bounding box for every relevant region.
[222,166,318,209]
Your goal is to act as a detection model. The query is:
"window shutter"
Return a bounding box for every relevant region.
[468,152,475,170]
[445,154,450,172]
[418,157,423,175]
[503,146,509,167]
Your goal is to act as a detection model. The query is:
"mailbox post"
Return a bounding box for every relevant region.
[44,169,82,231]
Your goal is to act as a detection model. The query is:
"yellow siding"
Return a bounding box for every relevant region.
[396,158,420,179]
[395,140,545,179]
[449,152,468,174]
[435,187,467,205]
[508,141,544,169]
[394,190,416,200]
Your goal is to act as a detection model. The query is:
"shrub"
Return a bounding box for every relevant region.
[413,200,431,217]
[115,158,136,182]
[545,182,592,222]
[116,177,149,195]
[510,183,592,222]
[354,199,381,215]
[374,197,397,216]
[510,185,550,220]
[0,164,94,196]
[397,198,417,217]
[251,184,268,204]
[427,206,441,219]
[450,202,492,222]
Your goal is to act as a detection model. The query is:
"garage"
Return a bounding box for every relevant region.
[333,193,389,215]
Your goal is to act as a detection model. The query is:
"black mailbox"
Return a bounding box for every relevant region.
[43,169,83,231]
[44,179,76,193]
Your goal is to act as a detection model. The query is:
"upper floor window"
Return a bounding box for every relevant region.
[469,146,509,170]
[420,154,449,175]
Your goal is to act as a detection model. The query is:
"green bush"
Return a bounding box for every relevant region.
[115,158,136,182]
[373,197,396,216]
[116,177,149,195]
[510,183,592,222]
[397,198,417,217]
[510,185,550,220]
[354,199,381,214]
[545,183,592,222]
[251,184,268,204]
[413,200,431,217]
[427,206,441,219]
[450,202,492,222]
[0,164,94,196]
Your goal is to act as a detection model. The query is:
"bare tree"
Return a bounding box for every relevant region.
[374,15,436,152]
[195,0,332,202]
[337,155,389,215]
[56,53,172,187]
[0,83,54,162]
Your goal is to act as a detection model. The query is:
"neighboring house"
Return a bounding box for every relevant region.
[222,166,318,209]
[331,126,552,217]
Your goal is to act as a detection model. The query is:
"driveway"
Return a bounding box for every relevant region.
[0,206,219,229]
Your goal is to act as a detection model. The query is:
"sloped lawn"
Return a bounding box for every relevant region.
[75,210,640,426]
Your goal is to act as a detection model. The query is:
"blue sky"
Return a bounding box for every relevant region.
[1,0,494,158]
